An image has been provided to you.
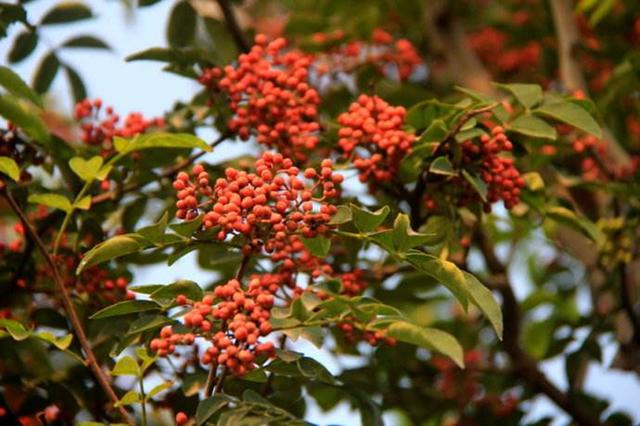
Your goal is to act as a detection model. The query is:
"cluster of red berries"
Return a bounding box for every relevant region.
[468,27,541,74]
[0,222,24,255]
[200,35,321,161]
[337,95,415,183]
[433,350,518,420]
[461,126,525,210]
[338,269,367,297]
[312,28,423,81]
[338,319,396,347]
[173,152,342,251]
[74,98,164,156]
[572,137,640,182]
[151,277,277,377]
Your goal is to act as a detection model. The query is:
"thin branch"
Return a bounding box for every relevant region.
[215,0,250,53]
[0,184,134,425]
[477,230,603,426]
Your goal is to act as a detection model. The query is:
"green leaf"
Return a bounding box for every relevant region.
[113,133,210,156]
[62,35,111,50]
[534,101,601,138]
[508,115,557,140]
[167,1,197,47]
[463,272,503,339]
[169,214,203,237]
[35,331,73,350]
[74,195,92,210]
[495,83,543,108]
[146,382,172,400]
[0,94,50,143]
[302,236,331,257]
[77,233,149,273]
[0,65,42,106]
[40,2,93,25]
[392,213,438,251]
[429,156,457,176]
[64,65,86,103]
[387,321,464,368]
[69,156,104,182]
[196,395,232,425]
[137,212,169,243]
[461,170,487,203]
[0,319,29,340]
[0,156,20,181]
[127,314,172,335]
[32,52,60,94]
[115,390,142,407]
[328,205,352,225]
[28,193,73,213]
[150,280,203,305]
[405,251,469,309]
[91,300,162,319]
[523,319,554,360]
[522,172,545,191]
[546,206,603,244]
[351,204,390,233]
[7,30,38,64]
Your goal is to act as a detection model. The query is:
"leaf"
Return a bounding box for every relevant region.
[495,83,543,108]
[508,115,557,140]
[0,319,29,340]
[113,133,210,156]
[40,2,93,25]
[302,236,331,257]
[137,212,169,243]
[534,101,601,138]
[0,156,20,181]
[146,382,172,400]
[33,52,60,94]
[387,321,464,368]
[405,251,469,309]
[127,314,172,334]
[463,272,503,339]
[167,1,196,47]
[62,35,111,50]
[429,156,457,176]
[462,170,487,203]
[546,206,602,243]
[64,65,86,103]
[28,193,73,213]
[392,213,438,251]
[150,280,203,305]
[115,390,142,407]
[7,30,38,63]
[69,156,104,182]
[328,205,352,225]
[169,214,203,237]
[74,195,92,210]
[351,204,390,233]
[0,94,50,143]
[91,300,162,319]
[35,331,73,350]
[523,319,554,360]
[522,172,545,191]
[196,395,232,425]
[0,65,42,106]
[77,233,149,273]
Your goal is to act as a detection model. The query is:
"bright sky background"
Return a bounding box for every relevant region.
[2,1,639,425]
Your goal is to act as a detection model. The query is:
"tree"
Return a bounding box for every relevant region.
[0,0,639,425]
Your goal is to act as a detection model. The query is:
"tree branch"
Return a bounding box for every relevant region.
[0,184,134,425]
[477,230,603,426]
[215,0,250,53]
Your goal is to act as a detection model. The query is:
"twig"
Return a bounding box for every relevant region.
[215,0,250,53]
[0,185,134,425]
[477,230,602,426]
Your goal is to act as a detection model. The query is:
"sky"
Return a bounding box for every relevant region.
[1,1,639,425]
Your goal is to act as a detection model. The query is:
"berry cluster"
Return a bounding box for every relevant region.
[338,319,396,347]
[337,95,415,183]
[338,269,367,297]
[312,28,423,81]
[151,277,277,377]
[468,27,541,74]
[173,152,342,252]
[74,98,164,156]
[461,126,524,210]
[200,35,321,161]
